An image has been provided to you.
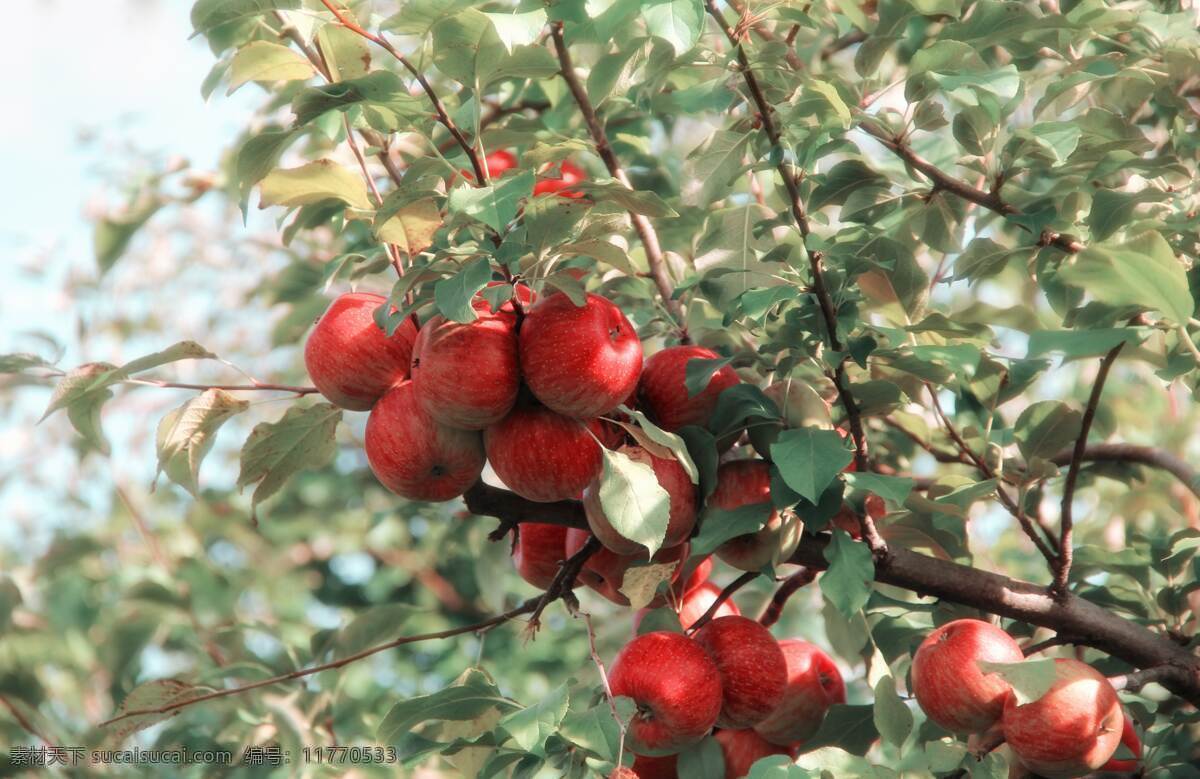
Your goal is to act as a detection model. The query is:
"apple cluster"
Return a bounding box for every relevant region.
[911,619,1139,777]
[601,581,845,779]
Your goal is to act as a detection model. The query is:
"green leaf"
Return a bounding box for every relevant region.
[0,353,54,374]
[873,675,914,747]
[190,0,300,35]
[259,160,372,210]
[102,680,213,742]
[844,473,913,505]
[227,41,314,94]
[1086,189,1167,242]
[820,529,874,617]
[560,696,635,763]
[448,170,535,232]
[797,703,880,756]
[0,577,22,634]
[597,448,672,557]
[95,199,164,274]
[687,130,752,206]
[693,502,771,557]
[435,259,495,323]
[377,670,519,744]
[1014,400,1082,462]
[292,71,424,129]
[501,683,569,752]
[1027,328,1146,359]
[684,356,733,399]
[771,428,854,503]
[953,237,1018,283]
[235,128,300,210]
[636,607,684,634]
[484,9,548,51]
[676,735,724,778]
[808,160,888,212]
[641,0,704,55]
[524,195,590,259]
[1058,231,1193,324]
[431,9,507,86]
[977,658,1057,705]
[236,403,343,521]
[155,389,250,496]
[615,407,700,484]
[572,180,679,217]
[375,196,443,256]
[316,24,371,82]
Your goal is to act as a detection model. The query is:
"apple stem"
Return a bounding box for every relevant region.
[686,571,758,634]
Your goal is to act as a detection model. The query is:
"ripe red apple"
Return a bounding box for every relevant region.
[628,753,677,779]
[533,159,587,198]
[678,556,714,597]
[638,346,741,432]
[511,522,568,589]
[714,728,796,778]
[911,619,1024,734]
[693,615,787,729]
[485,403,603,502]
[753,640,845,748]
[565,529,688,606]
[410,304,520,430]
[1099,711,1140,772]
[519,292,643,418]
[1002,658,1123,778]
[303,292,418,411]
[608,631,723,756]
[706,460,801,572]
[584,445,697,554]
[364,381,485,501]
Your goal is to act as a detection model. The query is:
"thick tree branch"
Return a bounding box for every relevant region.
[704,1,880,557]
[549,22,687,339]
[1110,665,1193,693]
[464,486,1200,707]
[1054,342,1125,596]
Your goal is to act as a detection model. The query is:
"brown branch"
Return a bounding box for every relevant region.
[686,571,758,633]
[127,378,318,395]
[858,123,1083,254]
[583,612,627,765]
[526,535,602,633]
[98,597,542,729]
[704,0,879,557]
[549,22,687,339]
[1053,342,1125,597]
[724,0,803,70]
[463,481,587,532]
[1110,664,1192,693]
[463,484,1200,706]
[317,0,489,184]
[758,568,817,627]
[0,695,54,747]
[821,30,868,61]
[1022,634,1077,657]
[1049,443,1200,500]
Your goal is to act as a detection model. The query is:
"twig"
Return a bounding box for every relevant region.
[0,695,54,747]
[98,598,543,728]
[1022,634,1076,657]
[1053,342,1125,597]
[548,22,687,340]
[1109,664,1191,693]
[343,114,408,279]
[526,535,602,633]
[583,613,626,767]
[758,568,817,627]
[821,30,867,61]
[127,378,318,395]
[704,0,880,558]
[317,0,489,184]
[686,571,758,633]
[1048,443,1200,500]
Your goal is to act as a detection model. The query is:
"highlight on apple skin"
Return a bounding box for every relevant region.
[910,618,1024,734]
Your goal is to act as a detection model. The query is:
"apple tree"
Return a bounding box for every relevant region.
[4,0,1200,776]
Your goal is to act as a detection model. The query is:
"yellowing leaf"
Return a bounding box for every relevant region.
[155,389,250,496]
[227,41,315,94]
[237,403,342,521]
[374,198,442,256]
[259,160,373,211]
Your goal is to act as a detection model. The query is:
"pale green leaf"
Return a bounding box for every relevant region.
[597,448,671,558]
[155,389,250,496]
[236,403,343,521]
[227,41,314,94]
[259,160,373,210]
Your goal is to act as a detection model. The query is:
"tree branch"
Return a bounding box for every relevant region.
[1049,443,1200,500]
[703,1,880,556]
[1110,664,1193,693]
[127,378,318,395]
[758,568,817,627]
[686,571,759,633]
[549,22,687,340]
[1053,342,1124,597]
[526,535,601,633]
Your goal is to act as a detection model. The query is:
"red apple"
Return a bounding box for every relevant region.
[706,460,801,572]
[410,304,520,430]
[911,619,1024,734]
[608,631,723,756]
[459,149,518,182]
[753,640,845,748]
[519,292,643,419]
[1002,658,1123,778]
[1099,711,1140,772]
[364,381,485,501]
[584,445,697,555]
[485,403,603,502]
[714,728,795,779]
[566,529,688,606]
[628,753,677,779]
[693,616,787,729]
[303,292,418,411]
[678,556,714,597]
[511,522,568,589]
[533,159,587,198]
[638,346,741,432]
